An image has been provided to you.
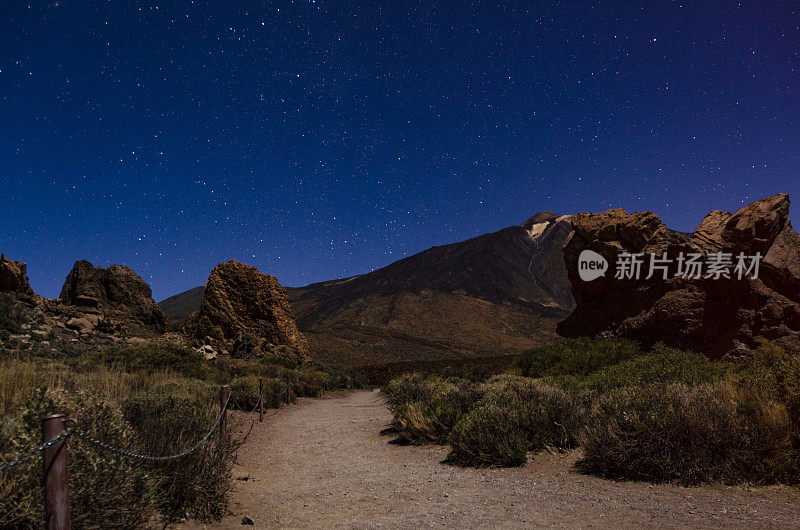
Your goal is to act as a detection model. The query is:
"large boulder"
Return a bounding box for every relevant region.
[0,254,35,297]
[183,260,309,362]
[558,194,800,358]
[59,260,167,334]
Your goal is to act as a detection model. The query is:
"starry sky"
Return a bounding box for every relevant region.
[1,1,798,301]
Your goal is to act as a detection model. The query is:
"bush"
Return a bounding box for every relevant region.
[446,401,529,466]
[446,376,587,467]
[93,343,213,380]
[122,393,235,524]
[384,374,482,444]
[0,346,355,525]
[298,366,330,396]
[576,344,731,392]
[0,388,154,528]
[229,375,290,410]
[512,337,641,379]
[229,375,261,411]
[579,382,798,485]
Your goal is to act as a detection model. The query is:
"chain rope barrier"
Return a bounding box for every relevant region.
[1,378,297,472]
[1,394,232,470]
[72,394,231,462]
[0,430,71,474]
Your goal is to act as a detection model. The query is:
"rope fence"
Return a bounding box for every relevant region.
[0,377,289,530]
[73,392,231,462]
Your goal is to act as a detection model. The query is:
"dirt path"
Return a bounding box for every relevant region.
[185,389,800,529]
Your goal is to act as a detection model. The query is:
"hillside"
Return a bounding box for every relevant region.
[159,286,205,327]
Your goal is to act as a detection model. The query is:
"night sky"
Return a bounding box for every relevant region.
[1,1,798,301]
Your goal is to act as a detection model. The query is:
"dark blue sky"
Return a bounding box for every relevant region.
[1,1,798,301]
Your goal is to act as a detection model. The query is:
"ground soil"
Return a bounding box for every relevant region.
[183,389,800,529]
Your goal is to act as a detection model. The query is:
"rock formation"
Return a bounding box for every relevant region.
[558,194,800,357]
[0,254,35,298]
[60,260,167,334]
[183,260,309,362]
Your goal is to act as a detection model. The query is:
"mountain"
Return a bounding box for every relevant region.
[159,286,205,327]
[159,213,575,369]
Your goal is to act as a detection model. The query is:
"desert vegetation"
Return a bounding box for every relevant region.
[385,338,800,484]
[0,343,359,527]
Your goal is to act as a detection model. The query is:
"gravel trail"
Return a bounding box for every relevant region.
[184,389,800,529]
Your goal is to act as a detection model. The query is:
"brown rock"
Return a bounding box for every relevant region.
[720,193,790,254]
[0,254,35,296]
[66,317,94,335]
[60,260,167,334]
[184,260,309,362]
[558,194,800,358]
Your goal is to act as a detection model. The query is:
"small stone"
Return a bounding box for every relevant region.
[66,317,94,335]
[241,516,254,525]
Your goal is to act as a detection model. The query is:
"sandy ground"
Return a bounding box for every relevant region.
[183,389,800,529]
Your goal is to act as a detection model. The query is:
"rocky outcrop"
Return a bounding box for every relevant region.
[183,261,309,362]
[558,194,800,358]
[0,254,35,298]
[59,260,167,334]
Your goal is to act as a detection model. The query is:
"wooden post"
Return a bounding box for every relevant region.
[41,414,70,530]
[219,385,229,457]
[258,378,264,423]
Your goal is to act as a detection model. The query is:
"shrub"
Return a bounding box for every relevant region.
[731,339,800,468]
[0,388,154,528]
[298,366,330,396]
[230,375,261,411]
[229,375,289,410]
[579,382,798,485]
[264,377,292,407]
[512,337,641,379]
[384,374,481,444]
[93,343,213,380]
[446,376,587,467]
[122,393,235,524]
[576,344,731,392]
[446,401,529,467]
